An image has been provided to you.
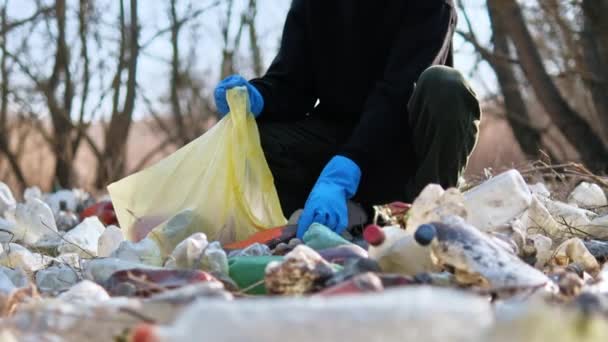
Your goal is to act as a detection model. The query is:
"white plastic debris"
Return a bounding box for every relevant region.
[111,238,163,266]
[200,241,229,276]
[58,280,110,304]
[525,234,553,269]
[552,238,600,276]
[464,170,532,232]
[36,264,80,293]
[0,182,16,216]
[45,189,79,215]
[528,182,551,198]
[0,243,52,273]
[137,287,493,342]
[405,184,468,231]
[57,217,106,257]
[97,225,124,257]
[568,182,607,208]
[9,198,57,246]
[23,186,42,203]
[165,233,208,269]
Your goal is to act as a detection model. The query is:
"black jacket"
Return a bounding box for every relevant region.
[251,0,457,174]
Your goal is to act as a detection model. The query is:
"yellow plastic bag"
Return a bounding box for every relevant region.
[108,87,286,244]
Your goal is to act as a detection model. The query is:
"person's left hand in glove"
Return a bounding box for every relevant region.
[297,156,361,238]
[214,74,264,118]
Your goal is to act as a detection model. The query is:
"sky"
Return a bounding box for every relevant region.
[6,0,497,119]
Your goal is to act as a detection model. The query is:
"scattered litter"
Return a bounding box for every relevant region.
[0,243,52,273]
[57,217,106,257]
[104,268,221,297]
[165,233,208,269]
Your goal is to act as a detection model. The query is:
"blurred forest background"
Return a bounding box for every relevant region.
[0,0,606,194]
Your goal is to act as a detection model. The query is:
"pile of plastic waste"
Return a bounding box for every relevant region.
[0,168,608,341]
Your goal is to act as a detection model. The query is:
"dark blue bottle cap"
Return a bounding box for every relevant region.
[415,224,437,246]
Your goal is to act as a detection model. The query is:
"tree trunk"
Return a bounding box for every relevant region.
[486,0,542,159]
[500,0,608,171]
[96,0,139,187]
[580,0,608,139]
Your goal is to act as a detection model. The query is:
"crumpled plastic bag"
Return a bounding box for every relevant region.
[108,87,286,244]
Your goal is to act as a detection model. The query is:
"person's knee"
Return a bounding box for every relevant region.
[418,66,468,98]
[416,66,480,124]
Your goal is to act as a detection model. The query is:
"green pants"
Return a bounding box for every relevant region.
[259,66,481,216]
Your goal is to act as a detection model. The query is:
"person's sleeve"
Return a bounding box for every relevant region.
[339,2,456,174]
[250,0,317,121]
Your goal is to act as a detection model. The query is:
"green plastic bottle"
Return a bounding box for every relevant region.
[228,256,284,295]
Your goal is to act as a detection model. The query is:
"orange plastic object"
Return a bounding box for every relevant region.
[225,225,297,251]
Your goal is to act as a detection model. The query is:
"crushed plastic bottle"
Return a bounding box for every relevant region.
[36,263,80,293]
[227,243,272,258]
[97,225,125,257]
[58,280,110,304]
[8,198,57,246]
[415,216,553,291]
[405,184,468,232]
[552,238,600,277]
[464,169,532,232]
[23,186,42,203]
[57,217,106,257]
[105,268,220,297]
[83,257,161,284]
[0,243,52,273]
[265,245,335,295]
[0,182,16,216]
[317,245,368,265]
[45,189,79,215]
[112,238,163,266]
[165,233,208,269]
[318,272,384,297]
[302,223,352,250]
[365,224,438,276]
[200,241,229,276]
[568,182,607,208]
[113,209,198,267]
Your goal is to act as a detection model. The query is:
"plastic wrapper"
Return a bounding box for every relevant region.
[108,87,286,244]
[464,170,532,232]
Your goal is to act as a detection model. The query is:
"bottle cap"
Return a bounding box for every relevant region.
[363,224,385,246]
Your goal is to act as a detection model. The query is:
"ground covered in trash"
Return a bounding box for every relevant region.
[1,162,608,341]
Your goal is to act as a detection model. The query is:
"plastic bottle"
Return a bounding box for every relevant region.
[463,169,532,232]
[364,224,438,276]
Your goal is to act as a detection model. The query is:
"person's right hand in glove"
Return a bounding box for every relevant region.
[214,75,264,118]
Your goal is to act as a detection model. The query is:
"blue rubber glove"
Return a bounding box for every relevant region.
[297,156,361,239]
[214,74,264,118]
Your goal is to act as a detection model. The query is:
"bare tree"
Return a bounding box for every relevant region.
[95,0,139,187]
